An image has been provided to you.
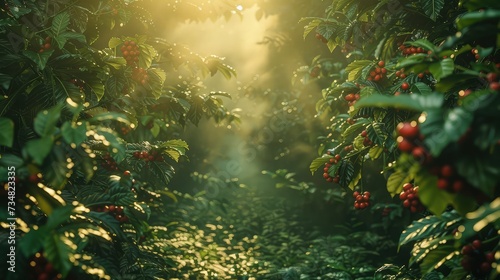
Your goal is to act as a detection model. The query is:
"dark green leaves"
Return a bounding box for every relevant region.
[420,0,445,21]
[428,58,454,81]
[0,117,14,147]
[421,107,473,156]
[51,12,70,37]
[34,104,63,138]
[309,155,332,174]
[22,49,54,70]
[61,122,87,146]
[345,60,372,81]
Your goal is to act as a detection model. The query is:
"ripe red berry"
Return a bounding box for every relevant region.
[401,82,410,90]
[363,191,370,198]
[123,170,131,177]
[461,245,473,255]
[440,165,454,178]
[452,180,464,192]
[397,122,419,139]
[472,239,482,250]
[437,178,449,190]
[344,93,356,101]
[411,146,427,162]
[403,199,411,208]
[43,43,51,49]
[490,82,500,91]
[399,192,407,200]
[485,252,495,263]
[109,205,115,212]
[397,139,415,152]
[403,183,413,191]
[479,262,492,274]
[378,61,385,67]
[323,172,329,179]
[486,72,498,82]
[28,174,40,184]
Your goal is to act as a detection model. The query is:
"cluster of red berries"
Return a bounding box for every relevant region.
[121,40,140,66]
[486,72,500,91]
[132,67,149,86]
[38,37,52,53]
[344,92,360,107]
[399,44,426,56]
[396,122,430,163]
[315,33,328,43]
[132,150,164,162]
[322,153,341,183]
[431,164,469,193]
[399,183,424,213]
[367,61,387,82]
[101,153,119,171]
[460,239,495,277]
[360,130,373,147]
[343,144,354,152]
[353,191,370,209]
[28,252,60,280]
[119,124,131,135]
[94,204,129,223]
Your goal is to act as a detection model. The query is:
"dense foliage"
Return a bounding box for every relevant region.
[0,0,498,280]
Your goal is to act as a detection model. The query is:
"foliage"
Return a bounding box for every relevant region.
[0,0,239,279]
[302,0,500,279]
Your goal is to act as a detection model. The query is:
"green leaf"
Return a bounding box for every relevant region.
[415,168,453,215]
[422,107,473,156]
[151,122,160,138]
[103,56,126,69]
[456,9,500,30]
[302,18,322,39]
[0,154,24,168]
[162,139,189,162]
[28,183,66,215]
[310,155,332,174]
[108,37,122,49]
[22,50,54,70]
[460,198,500,240]
[88,81,105,101]
[338,160,354,188]
[368,146,383,160]
[420,0,444,21]
[420,245,456,274]
[429,58,454,81]
[34,104,63,137]
[25,137,53,165]
[399,211,461,246]
[0,117,14,147]
[455,151,500,197]
[366,122,387,146]
[411,82,433,95]
[406,39,437,52]
[44,234,74,277]
[345,60,372,81]
[51,12,70,36]
[61,122,87,146]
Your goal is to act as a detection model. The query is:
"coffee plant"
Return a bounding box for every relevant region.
[305,0,499,278]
